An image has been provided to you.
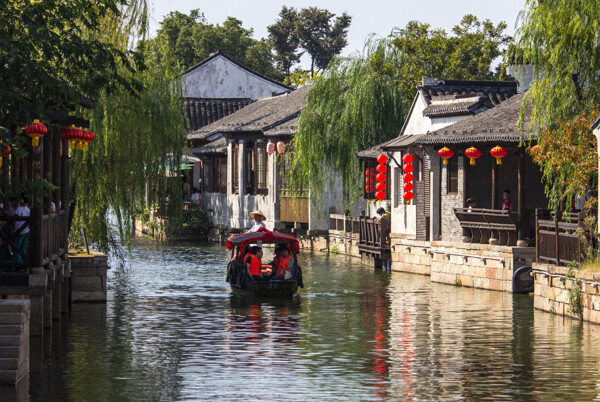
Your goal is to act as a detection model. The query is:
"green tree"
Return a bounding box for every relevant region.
[0,0,142,130]
[296,7,352,75]
[514,0,600,211]
[151,10,280,80]
[288,37,406,204]
[268,6,302,76]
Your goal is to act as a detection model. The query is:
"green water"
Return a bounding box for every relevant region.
[7,239,600,400]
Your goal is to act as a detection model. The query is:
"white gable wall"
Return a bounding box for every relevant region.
[184,55,288,99]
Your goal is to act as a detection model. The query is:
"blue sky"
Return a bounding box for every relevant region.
[149,0,526,65]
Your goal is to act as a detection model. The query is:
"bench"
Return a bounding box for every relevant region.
[454,208,519,246]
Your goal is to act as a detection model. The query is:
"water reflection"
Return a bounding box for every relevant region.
[12,240,600,401]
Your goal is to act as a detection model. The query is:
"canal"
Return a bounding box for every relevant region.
[10,240,600,400]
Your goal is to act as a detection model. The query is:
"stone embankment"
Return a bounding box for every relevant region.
[70,252,109,302]
[0,300,30,384]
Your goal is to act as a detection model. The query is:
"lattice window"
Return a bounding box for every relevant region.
[447,157,458,194]
[232,143,239,194]
[203,158,214,192]
[216,157,227,193]
[255,142,268,195]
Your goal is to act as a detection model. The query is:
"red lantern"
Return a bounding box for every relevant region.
[276,141,285,154]
[464,146,482,165]
[403,173,413,182]
[61,125,78,149]
[376,173,387,183]
[24,119,47,147]
[403,192,414,201]
[0,143,10,167]
[375,182,386,192]
[402,154,413,164]
[402,164,413,173]
[438,147,454,165]
[375,191,385,200]
[87,131,95,150]
[403,182,413,192]
[267,141,275,155]
[376,154,387,164]
[490,145,507,165]
[376,164,387,174]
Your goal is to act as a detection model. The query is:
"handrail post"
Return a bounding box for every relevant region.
[555,210,560,266]
[535,209,540,263]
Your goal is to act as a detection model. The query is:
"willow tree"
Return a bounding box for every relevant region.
[288,37,406,206]
[68,1,187,252]
[515,0,600,211]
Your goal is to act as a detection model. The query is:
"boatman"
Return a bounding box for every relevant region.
[247,210,267,232]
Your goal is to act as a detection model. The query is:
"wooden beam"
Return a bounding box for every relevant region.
[517,148,527,244]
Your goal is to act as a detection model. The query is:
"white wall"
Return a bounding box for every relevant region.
[184,55,288,99]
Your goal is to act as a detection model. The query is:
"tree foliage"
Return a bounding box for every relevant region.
[268,6,352,77]
[0,0,142,130]
[150,10,279,80]
[515,0,600,210]
[288,38,406,205]
[290,16,510,205]
[71,40,186,251]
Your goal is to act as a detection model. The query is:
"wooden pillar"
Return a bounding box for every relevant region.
[30,141,43,274]
[52,124,62,210]
[42,127,52,209]
[517,148,528,246]
[491,159,499,209]
[61,138,70,251]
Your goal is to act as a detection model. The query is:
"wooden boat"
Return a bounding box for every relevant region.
[225,228,304,297]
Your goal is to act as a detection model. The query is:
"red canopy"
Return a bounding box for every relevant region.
[226,227,300,256]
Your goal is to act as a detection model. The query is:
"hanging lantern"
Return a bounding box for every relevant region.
[375,182,386,192]
[490,145,507,165]
[0,143,10,167]
[402,154,413,164]
[267,141,275,155]
[403,173,413,182]
[403,192,414,201]
[86,131,95,150]
[376,154,387,164]
[438,147,454,165]
[276,141,285,154]
[464,146,482,165]
[375,191,386,200]
[376,173,387,183]
[24,119,47,147]
[403,182,413,192]
[376,164,387,174]
[61,125,78,149]
[402,164,413,173]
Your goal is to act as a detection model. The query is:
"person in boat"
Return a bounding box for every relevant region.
[244,245,266,281]
[247,210,266,232]
[275,247,295,280]
[269,246,284,274]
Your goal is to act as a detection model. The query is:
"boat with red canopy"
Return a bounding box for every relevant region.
[225,228,303,297]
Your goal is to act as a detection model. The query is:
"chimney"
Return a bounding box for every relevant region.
[506,65,535,93]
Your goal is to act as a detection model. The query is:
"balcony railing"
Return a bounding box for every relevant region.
[536,210,585,266]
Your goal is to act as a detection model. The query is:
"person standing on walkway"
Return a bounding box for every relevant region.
[13,198,30,262]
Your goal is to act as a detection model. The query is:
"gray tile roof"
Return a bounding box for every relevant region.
[419,79,517,118]
[185,98,254,132]
[188,84,309,140]
[417,93,534,145]
[194,135,227,155]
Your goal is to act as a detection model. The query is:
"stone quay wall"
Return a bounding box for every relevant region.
[0,300,30,384]
[328,230,361,258]
[70,252,109,302]
[390,236,432,276]
[430,242,535,292]
[533,263,600,324]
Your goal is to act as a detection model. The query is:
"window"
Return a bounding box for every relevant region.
[363,159,390,200]
[201,157,227,193]
[245,143,255,194]
[232,143,239,193]
[447,157,458,193]
[254,142,268,194]
[203,159,214,192]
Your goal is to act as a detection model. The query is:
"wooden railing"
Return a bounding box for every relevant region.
[454,208,519,246]
[358,217,390,250]
[0,215,32,267]
[41,210,67,265]
[536,209,585,266]
[329,214,360,234]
